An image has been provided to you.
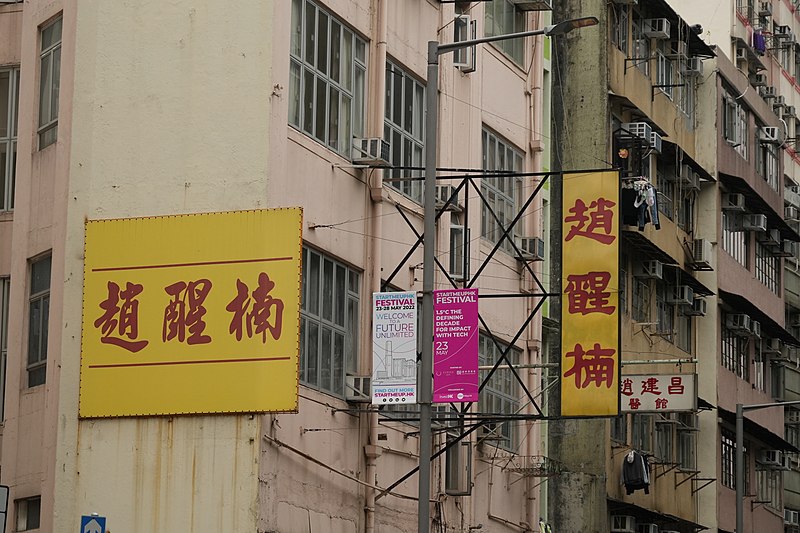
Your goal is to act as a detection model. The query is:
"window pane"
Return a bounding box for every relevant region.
[342,30,353,91]
[322,258,333,321]
[340,95,351,154]
[39,54,51,127]
[392,70,403,128]
[289,61,301,127]
[308,250,320,314]
[304,3,315,65]
[52,47,61,118]
[0,71,8,138]
[290,0,302,57]
[404,76,414,133]
[330,20,341,84]
[320,326,332,390]
[328,87,340,150]
[307,321,319,386]
[28,299,41,365]
[317,11,329,75]
[335,264,345,326]
[333,332,344,395]
[31,256,52,294]
[302,68,315,135]
[315,77,327,141]
[0,143,6,209]
[354,66,364,137]
[299,317,307,381]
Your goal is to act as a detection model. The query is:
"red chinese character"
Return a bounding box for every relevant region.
[628,398,641,410]
[162,279,212,345]
[226,273,284,342]
[655,398,668,409]
[563,342,616,389]
[564,197,617,244]
[621,378,634,396]
[94,281,148,353]
[641,377,662,395]
[565,272,615,315]
[668,376,685,395]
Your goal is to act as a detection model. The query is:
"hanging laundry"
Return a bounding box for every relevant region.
[622,450,650,495]
[753,31,767,55]
[621,179,660,231]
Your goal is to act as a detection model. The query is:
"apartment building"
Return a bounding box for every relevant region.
[0,0,558,531]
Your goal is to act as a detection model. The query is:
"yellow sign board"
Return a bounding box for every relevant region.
[79,208,303,417]
[560,171,620,417]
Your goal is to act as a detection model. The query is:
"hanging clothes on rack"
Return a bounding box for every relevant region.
[621,450,651,495]
[621,179,661,231]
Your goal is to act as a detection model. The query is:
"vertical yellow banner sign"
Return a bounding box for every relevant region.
[561,171,620,417]
[79,208,303,417]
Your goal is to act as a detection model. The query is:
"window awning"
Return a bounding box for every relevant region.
[719,289,800,346]
[720,173,800,242]
[608,498,708,531]
[621,230,679,266]
[663,264,715,297]
[718,405,800,452]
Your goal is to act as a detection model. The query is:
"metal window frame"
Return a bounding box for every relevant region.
[1,66,19,211]
[38,17,62,149]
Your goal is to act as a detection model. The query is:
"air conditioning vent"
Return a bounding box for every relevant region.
[786,105,797,118]
[515,236,545,261]
[786,206,799,221]
[644,18,671,39]
[346,375,372,403]
[760,126,783,144]
[637,524,658,533]
[436,184,463,212]
[634,260,663,280]
[751,320,762,338]
[759,1,773,16]
[760,85,777,99]
[691,238,713,269]
[776,24,793,39]
[620,122,652,144]
[727,313,752,334]
[750,73,768,86]
[650,131,663,153]
[743,213,768,232]
[722,192,746,211]
[684,297,707,316]
[758,449,784,467]
[352,138,390,166]
[668,285,694,306]
[682,56,703,77]
[611,515,636,533]
[774,95,786,108]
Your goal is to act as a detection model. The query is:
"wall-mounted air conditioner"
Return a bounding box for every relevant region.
[760,85,777,99]
[776,240,796,257]
[786,105,797,118]
[757,227,781,245]
[774,95,786,108]
[682,57,703,77]
[758,449,784,467]
[736,46,748,63]
[727,313,753,334]
[668,285,694,306]
[620,122,652,144]
[750,73,767,86]
[763,337,783,355]
[760,125,784,144]
[611,515,636,533]
[776,25,793,39]
[436,184,463,211]
[786,206,799,221]
[637,524,659,533]
[684,297,707,317]
[516,237,545,261]
[352,138,390,165]
[786,509,800,526]
[722,192,746,211]
[345,375,372,403]
[692,238,713,269]
[634,260,663,280]
[759,1,773,16]
[644,18,671,39]
[751,320,762,338]
[743,213,768,232]
[507,0,553,11]
[650,131,663,153]
[611,0,638,4]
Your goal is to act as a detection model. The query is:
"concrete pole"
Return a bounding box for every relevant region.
[736,403,743,533]
[417,39,439,533]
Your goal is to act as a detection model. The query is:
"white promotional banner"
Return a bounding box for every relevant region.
[372,292,417,404]
[620,374,697,412]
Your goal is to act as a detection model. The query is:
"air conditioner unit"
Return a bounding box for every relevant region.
[761,85,777,99]
[611,0,638,4]
[777,240,796,257]
[682,57,703,77]
[436,184,462,211]
[787,410,800,425]
[759,449,783,467]
[760,125,783,144]
[727,313,753,333]
[736,46,748,63]
[644,18,671,39]
[786,105,797,118]
[786,509,800,526]
[507,0,553,10]
[787,206,799,221]
[774,95,786,108]
[638,524,659,533]
[680,167,699,191]
[634,260,663,280]
[723,192,746,211]
[751,320,762,338]
[763,337,783,355]
[743,213,768,232]
[650,131,663,153]
[352,138,391,166]
[692,238,713,269]
[776,25,793,39]
[668,285,694,306]
[516,236,545,261]
[611,515,636,533]
[620,122,653,144]
[345,375,372,403]
[750,73,768,86]
[684,297,707,316]
[759,1,773,16]
[757,227,782,245]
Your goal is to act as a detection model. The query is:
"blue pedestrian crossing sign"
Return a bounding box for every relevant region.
[80,515,106,533]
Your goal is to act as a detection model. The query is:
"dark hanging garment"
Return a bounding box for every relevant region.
[622,450,651,495]
[620,188,639,227]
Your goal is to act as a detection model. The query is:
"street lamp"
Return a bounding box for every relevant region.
[736,400,800,533]
[417,16,599,533]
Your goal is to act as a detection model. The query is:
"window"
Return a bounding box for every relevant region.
[38,16,61,149]
[677,413,696,470]
[478,333,520,451]
[655,41,674,100]
[756,468,782,510]
[655,416,674,463]
[481,128,523,253]
[631,414,653,453]
[723,90,748,159]
[721,428,736,489]
[631,277,650,323]
[755,242,780,294]
[631,12,650,76]
[0,67,19,210]
[16,496,41,531]
[289,0,366,157]
[611,4,629,54]
[384,60,425,203]
[27,256,51,387]
[484,0,526,65]
[619,255,628,316]
[755,139,779,191]
[611,414,627,443]
[299,247,360,397]
[0,277,8,421]
[722,211,748,267]
[655,282,674,342]
[722,316,749,380]
[676,311,692,353]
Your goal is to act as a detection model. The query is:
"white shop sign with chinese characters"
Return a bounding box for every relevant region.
[620,374,696,412]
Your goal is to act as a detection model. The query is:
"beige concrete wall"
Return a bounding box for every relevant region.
[53,1,274,531]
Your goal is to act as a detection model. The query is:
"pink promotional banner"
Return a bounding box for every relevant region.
[433,288,479,403]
